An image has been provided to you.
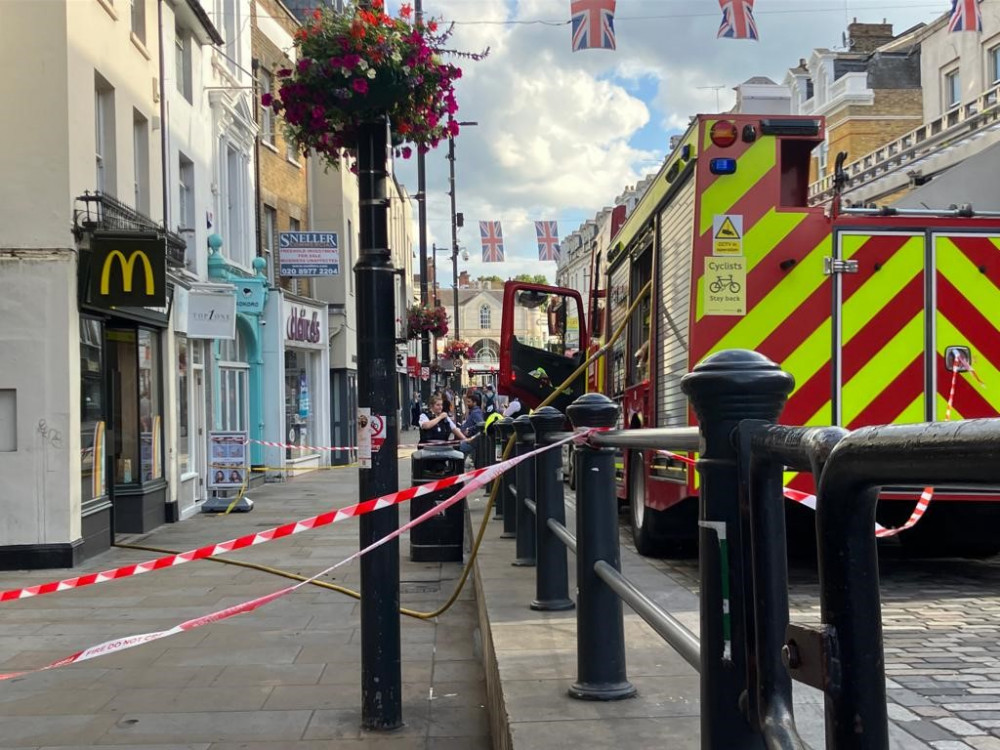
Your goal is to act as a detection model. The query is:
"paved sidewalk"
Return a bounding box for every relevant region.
[0,457,489,749]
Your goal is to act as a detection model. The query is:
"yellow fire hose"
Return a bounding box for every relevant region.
[116,281,652,622]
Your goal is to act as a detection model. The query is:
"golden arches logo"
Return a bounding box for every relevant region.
[100,250,155,296]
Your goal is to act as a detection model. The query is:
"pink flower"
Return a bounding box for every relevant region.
[297,58,311,73]
[401,146,412,158]
[352,78,368,94]
[261,93,273,107]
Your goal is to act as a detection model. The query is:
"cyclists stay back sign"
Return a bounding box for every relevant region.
[703,256,747,316]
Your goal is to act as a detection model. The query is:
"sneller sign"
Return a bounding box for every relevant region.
[287,306,321,344]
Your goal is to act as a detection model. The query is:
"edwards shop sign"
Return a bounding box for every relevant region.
[284,302,325,348]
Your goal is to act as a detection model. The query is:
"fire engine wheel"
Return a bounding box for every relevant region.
[627,452,695,558]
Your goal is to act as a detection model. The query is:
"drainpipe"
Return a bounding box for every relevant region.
[157,0,169,231]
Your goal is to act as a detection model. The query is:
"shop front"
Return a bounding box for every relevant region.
[78,230,174,538]
[263,295,330,474]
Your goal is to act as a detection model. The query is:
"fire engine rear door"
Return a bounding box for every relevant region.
[933,232,1000,419]
[834,231,929,429]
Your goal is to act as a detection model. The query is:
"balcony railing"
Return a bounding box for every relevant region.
[809,82,1000,205]
[73,191,186,268]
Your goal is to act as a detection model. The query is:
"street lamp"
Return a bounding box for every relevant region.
[448,119,478,356]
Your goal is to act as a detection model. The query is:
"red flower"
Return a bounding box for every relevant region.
[400,4,412,18]
[352,78,368,94]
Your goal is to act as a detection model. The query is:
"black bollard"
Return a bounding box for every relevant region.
[566,393,636,701]
[497,417,517,538]
[512,415,537,567]
[681,350,793,749]
[355,116,402,731]
[529,407,574,611]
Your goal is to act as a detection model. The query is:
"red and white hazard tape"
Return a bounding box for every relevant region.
[650,360,974,539]
[0,431,581,682]
[249,434,478,452]
[0,465,488,603]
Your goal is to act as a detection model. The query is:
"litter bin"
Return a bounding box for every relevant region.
[410,445,465,562]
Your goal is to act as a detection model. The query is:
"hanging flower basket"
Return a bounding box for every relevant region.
[407,304,448,339]
[263,1,486,169]
[442,339,474,360]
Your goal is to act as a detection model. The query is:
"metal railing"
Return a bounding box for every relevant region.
[808,82,1000,204]
[490,348,1000,749]
[73,191,187,268]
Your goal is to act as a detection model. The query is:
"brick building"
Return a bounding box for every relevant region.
[785,20,924,183]
[252,0,311,298]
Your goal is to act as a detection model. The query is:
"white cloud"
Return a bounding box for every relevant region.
[389,0,947,283]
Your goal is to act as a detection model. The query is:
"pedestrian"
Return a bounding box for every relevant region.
[418,394,466,445]
[483,383,496,414]
[459,391,485,458]
[503,396,522,418]
[409,392,422,429]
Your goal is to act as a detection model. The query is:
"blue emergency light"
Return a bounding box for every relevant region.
[710,158,737,175]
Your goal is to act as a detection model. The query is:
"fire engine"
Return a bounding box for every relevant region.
[500,113,1000,558]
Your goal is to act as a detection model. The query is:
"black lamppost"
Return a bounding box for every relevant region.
[447,120,477,347]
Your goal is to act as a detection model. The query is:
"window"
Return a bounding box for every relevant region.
[133,110,150,212]
[131,0,146,44]
[260,69,274,145]
[945,69,961,110]
[177,335,189,474]
[217,332,249,433]
[480,304,491,330]
[220,140,250,267]
[990,45,1000,86]
[81,318,106,503]
[285,350,316,460]
[178,153,194,231]
[263,205,277,283]
[95,73,116,195]
[286,134,299,164]
[818,139,829,175]
[175,28,192,102]
[223,0,238,74]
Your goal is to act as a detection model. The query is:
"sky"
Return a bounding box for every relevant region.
[387,0,951,284]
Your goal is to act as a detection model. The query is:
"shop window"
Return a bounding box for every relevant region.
[285,349,315,460]
[138,330,162,482]
[108,327,162,485]
[81,319,106,502]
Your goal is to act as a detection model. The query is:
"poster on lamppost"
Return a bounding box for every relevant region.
[278,231,340,277]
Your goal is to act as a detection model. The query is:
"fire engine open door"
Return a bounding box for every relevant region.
[499,282,589,414]
[834,231,929,429]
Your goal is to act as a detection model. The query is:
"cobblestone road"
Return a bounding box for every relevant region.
[636,533,1000,749]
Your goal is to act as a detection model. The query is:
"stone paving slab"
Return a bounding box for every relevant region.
[0,450,489,749]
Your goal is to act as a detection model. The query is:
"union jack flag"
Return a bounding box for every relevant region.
[949,0,983,32]
[480,221,505,263]
[535,221,561,261]
[571,0,616,52]
[717,0,758,41]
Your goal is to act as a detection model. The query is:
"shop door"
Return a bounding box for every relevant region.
[193,367,206,497]
[834,232,928,428]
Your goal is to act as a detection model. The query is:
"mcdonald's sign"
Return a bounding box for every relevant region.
[89,234,166,308]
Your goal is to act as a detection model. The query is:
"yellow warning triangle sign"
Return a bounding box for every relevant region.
[716,217,740,240]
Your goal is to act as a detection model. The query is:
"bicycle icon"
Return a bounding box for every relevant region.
[709,274,742,294]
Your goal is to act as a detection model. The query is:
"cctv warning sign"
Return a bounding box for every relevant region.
[712,214,743,256]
